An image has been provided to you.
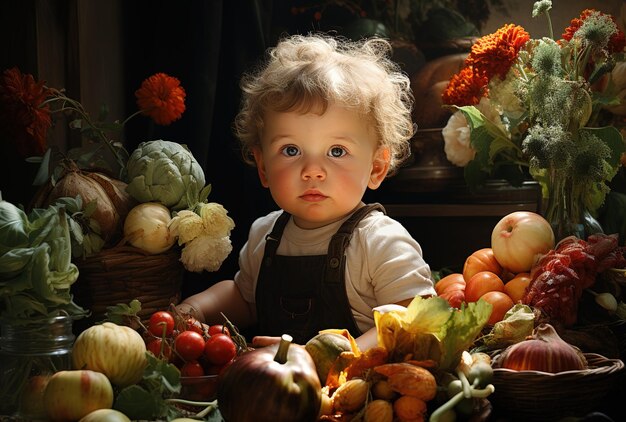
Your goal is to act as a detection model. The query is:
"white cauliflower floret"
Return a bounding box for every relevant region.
[180,234,233,273]
[199,202,235,238]
[169,210,204,245]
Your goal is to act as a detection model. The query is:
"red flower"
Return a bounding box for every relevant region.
[0,67,51,158]
[465,24,530,80]
[442,66,489,107]
[135,73,186,125]
[562,9,626,54]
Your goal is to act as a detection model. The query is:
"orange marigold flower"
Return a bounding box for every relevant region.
[465,24,530,80]
[0,67,51,158]
[442,66,489,107]
[135,73,186,125]
[562,9,626,53]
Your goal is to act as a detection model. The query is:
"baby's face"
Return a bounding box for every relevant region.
[254,103,389,229]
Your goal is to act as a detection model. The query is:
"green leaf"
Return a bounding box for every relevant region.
[0,201,30,252]
[103,299,143,325]
[464,159,489,192]
[199,184,212,203]
[114,384,161,420]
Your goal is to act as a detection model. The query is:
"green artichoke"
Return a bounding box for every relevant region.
[126,140,206,210]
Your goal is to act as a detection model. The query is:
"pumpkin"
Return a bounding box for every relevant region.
[305,332,353,384]
[410,53,467,128]
[72,322,147,386]
[218,334,321,422]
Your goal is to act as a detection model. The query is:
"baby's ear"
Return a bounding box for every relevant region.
[253,147,270,188]
[368,146,390,189]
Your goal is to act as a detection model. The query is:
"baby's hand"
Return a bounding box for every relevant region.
[251,335,282,347]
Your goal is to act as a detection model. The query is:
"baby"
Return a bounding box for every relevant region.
[178,34,435,350]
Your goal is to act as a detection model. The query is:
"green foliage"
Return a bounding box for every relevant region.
[0,199,88,324]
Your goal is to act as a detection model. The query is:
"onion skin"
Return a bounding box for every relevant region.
[495,323,587,373]
[30,162,135,246]
[217,334,322,422]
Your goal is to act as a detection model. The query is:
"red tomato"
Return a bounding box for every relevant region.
[184,317,205,335]
[148,311,175,337]
[480,291,515,325]
[463,248,502,281]
[465,271,504,303]
[208,324,230,337]
[175,330,206,361]
[204,333,237,365]
[146,338,172,361]
[435,273,466,296]
[181,360,205,377]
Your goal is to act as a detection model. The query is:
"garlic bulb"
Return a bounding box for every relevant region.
[495,323,587,373]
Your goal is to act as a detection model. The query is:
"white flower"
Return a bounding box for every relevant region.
[198,202,235,238]
[168,210,204,245]
[488,74,525,120]
[442,111,475,167]
[180,234,232,273]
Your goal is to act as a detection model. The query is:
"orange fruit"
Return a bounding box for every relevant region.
[480,291,514,325]
[465,271,505,303]
[504,273,531,303]
[462,248,502,281]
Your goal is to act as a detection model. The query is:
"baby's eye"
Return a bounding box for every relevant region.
[328,146,347,158]
[281,145,300,157]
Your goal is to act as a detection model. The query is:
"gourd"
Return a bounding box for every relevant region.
[410,53,467,128]
[79,409,131,422]
[305,331,353,384]
[218,334,321,422]
[72,322,147,386]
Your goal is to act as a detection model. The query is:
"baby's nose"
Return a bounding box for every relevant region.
[301,161,326,180]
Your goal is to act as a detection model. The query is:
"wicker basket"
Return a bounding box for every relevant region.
[490,353,624,421]
[72,245,184,323]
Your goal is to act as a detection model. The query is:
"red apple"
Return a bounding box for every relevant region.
[43,370,114,421]
[19,374,51,419]
[491,211,555,273]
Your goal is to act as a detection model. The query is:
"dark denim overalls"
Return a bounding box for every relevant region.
[255,203,385,344]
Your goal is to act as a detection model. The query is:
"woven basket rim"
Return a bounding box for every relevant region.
[492,352,624,377]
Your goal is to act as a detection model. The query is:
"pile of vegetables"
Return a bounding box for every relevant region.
[303,296,495,421]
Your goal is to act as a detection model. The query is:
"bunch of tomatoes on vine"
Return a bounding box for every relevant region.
[142,307,247,378]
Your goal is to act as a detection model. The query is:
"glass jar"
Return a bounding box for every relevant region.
[543,170,604,242]
[0,314,75,418]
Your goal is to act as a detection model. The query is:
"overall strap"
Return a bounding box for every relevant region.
[325,203,386,283]
[262,211,291,267]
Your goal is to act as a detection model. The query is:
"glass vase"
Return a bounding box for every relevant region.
[0,314,75,419]
[543,171,604,242]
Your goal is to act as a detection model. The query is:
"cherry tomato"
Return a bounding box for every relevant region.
[175,330,206,361]
[204,333,237,365]
[208,324,230,337]
[184,317,205,335]
[181,360,205,377]
[146,338,172,360]
[148,311,175,337]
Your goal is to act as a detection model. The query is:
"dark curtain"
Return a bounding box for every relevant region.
[121,1,277,298]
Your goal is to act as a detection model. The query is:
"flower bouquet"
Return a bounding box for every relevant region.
[0,68,235,323]
[441,1,626,240]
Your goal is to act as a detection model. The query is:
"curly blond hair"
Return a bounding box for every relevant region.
[233,34,414,174]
